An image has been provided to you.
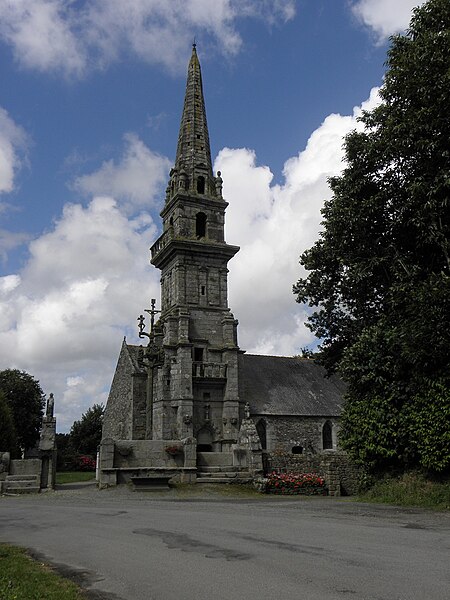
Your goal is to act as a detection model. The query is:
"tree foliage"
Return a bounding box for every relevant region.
[0,369,45,453]
[0,390,17,454]
[69,404,104,457]
[293,0,450,473]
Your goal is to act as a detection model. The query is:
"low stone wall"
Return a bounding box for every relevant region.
[264,452,361,496]
[98,437,197,487]
[10,459,42,477]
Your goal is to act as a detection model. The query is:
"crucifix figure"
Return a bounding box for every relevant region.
[145,298,161,334]
[137,298,161,339]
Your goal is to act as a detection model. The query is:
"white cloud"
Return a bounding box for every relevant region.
[351,0,425,41]
[0,87,380,431]
[0,196,160,431]
[0,107,28,194]
[0,0,85,76]
[0,0,296,77]
[218,87,381,356]
[0,229,30,264]
[72,133,171,212]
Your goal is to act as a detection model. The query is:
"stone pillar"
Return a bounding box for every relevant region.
[39,394,57,490]
[98,438,117,488]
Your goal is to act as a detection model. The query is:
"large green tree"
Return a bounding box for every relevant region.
[0,390,17,454]
[69,404,104,457]
[293,0,450,473]
[0,369,45,454]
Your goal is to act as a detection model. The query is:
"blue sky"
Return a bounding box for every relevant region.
[0,0,424,431]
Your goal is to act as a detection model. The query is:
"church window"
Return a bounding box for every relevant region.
[201,285,205,296]
[256,419,267,450]
[291,446,303,454]
[322,421,333,450]
[169,216,173,226]
[196,212,207,237]
[196,176,205,194]
[194,347,204,362]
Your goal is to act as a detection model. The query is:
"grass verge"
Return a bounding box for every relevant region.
[56,472,95,485]
[0,544,85,599]
[358,472,450,510]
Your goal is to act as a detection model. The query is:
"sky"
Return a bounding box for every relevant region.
[0,0,425,432]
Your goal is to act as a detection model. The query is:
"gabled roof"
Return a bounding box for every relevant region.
[238,354,345,417]
[125,343,147,374]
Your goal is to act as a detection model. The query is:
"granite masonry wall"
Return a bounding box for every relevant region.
[264,452,361,496]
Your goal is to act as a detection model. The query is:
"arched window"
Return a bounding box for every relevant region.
[196,212,207,238]
[256,419,267,450]
[322,421,333,450]
[196,176,205,194]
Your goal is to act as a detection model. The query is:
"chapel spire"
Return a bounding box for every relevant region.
[169,44,218,200]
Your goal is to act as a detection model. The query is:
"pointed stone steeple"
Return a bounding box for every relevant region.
[167,44,220,202]
[149,45,241,448]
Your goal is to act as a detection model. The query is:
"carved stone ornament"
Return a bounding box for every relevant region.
[183,414,192,425]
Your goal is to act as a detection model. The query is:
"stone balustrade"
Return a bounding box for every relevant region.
[192,361,227,379]
[150,227,174,259]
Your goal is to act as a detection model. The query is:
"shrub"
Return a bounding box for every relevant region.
[76,455,96,471]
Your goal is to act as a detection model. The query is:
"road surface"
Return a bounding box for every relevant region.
[1,483,449,600]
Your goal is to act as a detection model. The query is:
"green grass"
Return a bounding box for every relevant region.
[56,471,95,485]
[0,544,86,599]
[358,472,450,510]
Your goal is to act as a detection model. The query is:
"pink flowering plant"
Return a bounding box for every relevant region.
[164,445,183,456]
[77,455,96,471]
[256,471,327,495]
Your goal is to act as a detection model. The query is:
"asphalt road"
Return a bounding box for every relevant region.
[1,483,449,600]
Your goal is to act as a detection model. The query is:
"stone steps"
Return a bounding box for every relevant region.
[196,467,252,484]
[196,477,252,484]
[3,474,40,494]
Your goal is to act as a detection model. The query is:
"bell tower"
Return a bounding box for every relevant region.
[150,45,241,451]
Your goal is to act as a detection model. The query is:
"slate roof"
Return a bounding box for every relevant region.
[126,343,147,374]
[238,354,345,417]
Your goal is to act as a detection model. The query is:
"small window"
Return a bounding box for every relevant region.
[169,216,173,226]
[291,446,303,454]
[256,419,267,450]
[196,176,205,194]
[322,421,333,450]
[201,285,205,296]
[194,347,204,362]
[196,212,207,238]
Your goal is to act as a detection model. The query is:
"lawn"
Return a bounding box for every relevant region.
[0,544,86,600]
[56,472,96,485]
[358,472,450,510]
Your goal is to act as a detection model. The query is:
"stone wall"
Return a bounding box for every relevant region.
[98,437,197,487]
[255,415,340,454]
[265,452,361,496]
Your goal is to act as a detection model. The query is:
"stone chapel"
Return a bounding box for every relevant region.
[99,46,346,489]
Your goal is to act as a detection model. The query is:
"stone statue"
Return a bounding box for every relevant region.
[215,171,223,197]
[46,393,55,419]
[244,402,250,419]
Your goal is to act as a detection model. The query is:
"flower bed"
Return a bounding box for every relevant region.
[255,471,327,495]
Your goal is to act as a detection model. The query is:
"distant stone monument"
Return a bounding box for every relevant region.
[1,394,57,494]
[39,393,57,489]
